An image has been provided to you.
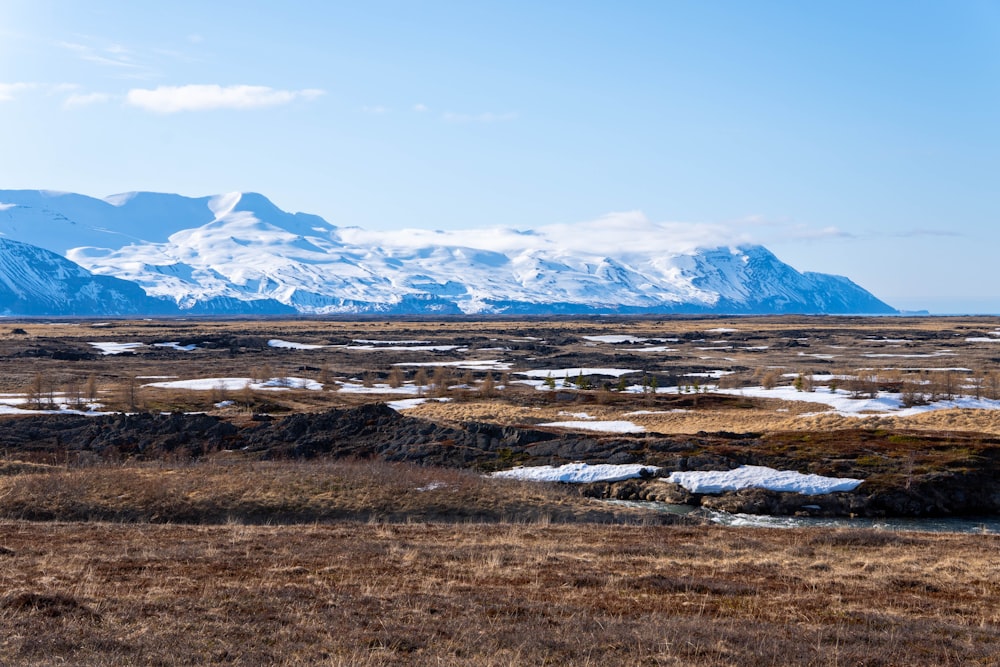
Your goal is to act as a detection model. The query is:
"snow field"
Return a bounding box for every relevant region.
[492,462,658,484]
[667,465,863,495]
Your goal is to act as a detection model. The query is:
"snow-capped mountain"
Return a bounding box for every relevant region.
[0,237,178,316]
[0,189,895,316]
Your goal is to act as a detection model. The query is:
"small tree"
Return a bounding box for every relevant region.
[543,373,556,390]
[27,372,46,409]
[84,374,99,404]
[431,367,452,398]
[480,372,496,398]
[387,367,405,389]
[413,368,429,396]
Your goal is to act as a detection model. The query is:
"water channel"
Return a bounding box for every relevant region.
[608,500,1000,534]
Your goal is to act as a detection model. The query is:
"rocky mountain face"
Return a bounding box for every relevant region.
[0,189,895,316]
[0,237,177,316]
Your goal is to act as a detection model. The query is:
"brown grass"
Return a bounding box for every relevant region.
[0,460,666,525]
[0,521,997,665]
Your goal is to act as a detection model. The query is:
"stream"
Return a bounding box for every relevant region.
[608,500,1000,534]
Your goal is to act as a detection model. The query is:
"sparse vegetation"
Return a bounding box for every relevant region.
[1,316,1000,664]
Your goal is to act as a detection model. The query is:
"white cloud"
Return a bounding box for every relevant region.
[413,103,429,112]
[125,85,325,113]
[0,82,36,101]
[443,111,517,123]
[340,212,749,256]
[63,92,113,108]
[362,105,389,114]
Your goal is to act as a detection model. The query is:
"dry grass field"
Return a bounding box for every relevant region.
[1,521,998,666]
[2,316,1000,664]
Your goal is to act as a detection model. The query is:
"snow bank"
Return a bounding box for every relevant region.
[715,385,1000,417]
[581,335,648,344]
[518,367,639,379]
[536,420,645,433]
[668,465,863,495]
[154,342,198,352]
[144,377,322,391]
[268,339,328,350]
[89,342,143,355]
[492,462,658,484]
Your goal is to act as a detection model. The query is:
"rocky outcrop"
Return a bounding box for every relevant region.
[1,407,999,517]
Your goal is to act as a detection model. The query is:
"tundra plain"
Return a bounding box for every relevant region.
[1,316,1000,665]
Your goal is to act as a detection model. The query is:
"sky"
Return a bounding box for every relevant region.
[1,0,998,313]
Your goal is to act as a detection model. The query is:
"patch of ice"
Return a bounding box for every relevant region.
[416,481,447,492]
[536,420,645,433]
[268,339,328,350]
[863,351,957,358]
[214,400,235,408]
[668,465,863,495]
[630,346,678,353]
[387,398,429,411]
[685,370,733,379]
[557,411,595,420]
[353,339,431,345]
[89,342,143,355]
[393,359,511,370]
[705,327,738,333]
[154,342,198,352]
[492,462,658,483]
[518,367,638,379]
[145,377,322,391]
[343,344,463,352]
[581,335,648,344]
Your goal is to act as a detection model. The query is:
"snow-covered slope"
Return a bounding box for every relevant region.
[0,189,895,316]
[0,238,178,316]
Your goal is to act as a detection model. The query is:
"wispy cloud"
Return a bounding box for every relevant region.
[1,82,79,102]
[891,228,962,238]
[57,40,154,78]
[126,85,324,113]
[443,111,517,123]
[413,103,429,112]
[361,105,389,114]
[63,92,113,109]
[0,82,37,101]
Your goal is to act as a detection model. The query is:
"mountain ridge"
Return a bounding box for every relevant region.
[0,189,896,316]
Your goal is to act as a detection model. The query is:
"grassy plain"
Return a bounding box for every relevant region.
[1,520,998,665]
[2,316,1000,664]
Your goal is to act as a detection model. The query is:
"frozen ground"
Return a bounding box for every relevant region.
[535,420,645,433]
[518,367,639,379]
[492,462,658,483]
[715,385,1000,417]
[668,465,863,495]
[144,377,323,391]
[268,339,328,350]
[89,342,144,355]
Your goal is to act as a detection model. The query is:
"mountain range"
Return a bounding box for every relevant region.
[0,189,895,317]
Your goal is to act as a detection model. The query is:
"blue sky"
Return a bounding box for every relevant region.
[1,1,998,313]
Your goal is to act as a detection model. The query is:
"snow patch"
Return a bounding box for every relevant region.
[668,465,863,495]
[536,420,645,433]
[89,342,143,355]
[268,339,328,350]
[492,462,658,484]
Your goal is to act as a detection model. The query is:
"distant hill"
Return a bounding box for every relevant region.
[0,189,896,316]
